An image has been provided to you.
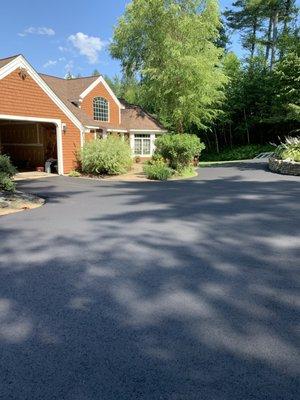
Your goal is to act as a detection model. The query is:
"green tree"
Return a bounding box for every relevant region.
[215,52,243,149]
[224,0,298,68]
[224,0,263,61]
[104,74,141,104]
[92,69,101,76]
[110,0,227,132]
[272,51,300,121]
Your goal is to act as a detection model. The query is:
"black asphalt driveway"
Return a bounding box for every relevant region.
[0,161,299,400]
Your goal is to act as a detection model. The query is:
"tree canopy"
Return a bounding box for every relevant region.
[109,0,299,153]
[111,0,227,132]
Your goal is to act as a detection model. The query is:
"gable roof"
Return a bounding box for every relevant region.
[0,54,84,130]
[79,75,125,110]
[39,74,99,127]
[40,74,165,131]
[119,100,165,131]
[0,54,20,69]
[0,54,165,132]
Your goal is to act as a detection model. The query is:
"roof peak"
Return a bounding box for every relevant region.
[0,54,21,62]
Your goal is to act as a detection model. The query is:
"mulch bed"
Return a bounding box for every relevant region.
[0,191,45,216]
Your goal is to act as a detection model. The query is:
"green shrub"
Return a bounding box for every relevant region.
[275,136,300,162]
[68,170,81,177]
[201,144,274,162]
[80,136,133,175]
[0,154,17,177]
[143,159,174,180]
[175,165,196,178]
[0,155,17,192]
[154,134,205,171]
[0,172,16,192]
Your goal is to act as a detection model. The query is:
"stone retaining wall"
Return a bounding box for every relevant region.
[269,157,300,176]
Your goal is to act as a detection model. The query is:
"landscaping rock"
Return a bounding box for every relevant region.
[269,157,300,176]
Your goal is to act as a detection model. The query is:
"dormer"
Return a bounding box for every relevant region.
[79,76,124,126]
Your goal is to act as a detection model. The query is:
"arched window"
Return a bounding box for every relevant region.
[93,97,109,121]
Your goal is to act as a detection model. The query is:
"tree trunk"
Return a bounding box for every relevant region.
[214,128,219,154]
[283,0,292,34]
[270,9,279,70]
[243,108,250,145]
[265,17,272,63]
[177,119,184,134]
[280,0,292,59]
[250,17,258,60]
[204,131,212,151]
[229,122,233,149]
[223,127,228,147]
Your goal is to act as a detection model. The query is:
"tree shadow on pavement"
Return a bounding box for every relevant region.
[0,172,299,400]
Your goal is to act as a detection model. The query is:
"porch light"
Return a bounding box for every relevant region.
[62,123,67,133]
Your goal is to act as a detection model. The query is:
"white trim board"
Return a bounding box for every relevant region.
[107,128,128,133]
[0,114,64,175]
[85,125,102,130]
[130,129,166,133]
[0,55,83,131]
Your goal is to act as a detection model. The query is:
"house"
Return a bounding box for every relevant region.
[0,54,165,174]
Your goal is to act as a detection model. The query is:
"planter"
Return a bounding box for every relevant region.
[268,157,300,176]
[36,166,45,172]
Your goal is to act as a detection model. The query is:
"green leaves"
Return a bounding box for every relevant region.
[275,136,300,161]
[154,133,205,170]
[273,51,300,120]
[0,155,17,192]
[80,136,133,175]
[110,0,227,131]
[143,158,174,180]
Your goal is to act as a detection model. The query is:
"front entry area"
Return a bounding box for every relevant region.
[0,119,58,173]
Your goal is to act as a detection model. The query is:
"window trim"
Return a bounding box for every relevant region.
[133,133,152,156]
[93,96,110,122]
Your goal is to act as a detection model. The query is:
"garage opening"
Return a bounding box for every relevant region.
[0,120,58,173]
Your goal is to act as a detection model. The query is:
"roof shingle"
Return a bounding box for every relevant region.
[0,54,20,69]
[0,56,164,132]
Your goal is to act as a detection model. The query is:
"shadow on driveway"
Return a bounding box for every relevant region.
[0,165,299,399]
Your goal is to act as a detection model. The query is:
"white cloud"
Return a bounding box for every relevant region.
[43,60,57,68]
[64,60,74,72]
[58,46,69,52]
[43,57,65,68]
[19,27,55,37]
[68,32,105,64]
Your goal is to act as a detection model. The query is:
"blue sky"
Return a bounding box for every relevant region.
[0,0,296,78]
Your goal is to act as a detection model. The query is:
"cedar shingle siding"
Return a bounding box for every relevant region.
[0,69,80,173]
[0,55,165,173]
[81,84,121,127]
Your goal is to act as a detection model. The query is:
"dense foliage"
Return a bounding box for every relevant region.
[0,154,17,191]
[109,0,299,158]
[201,144,274,162]
[111,0,227,132]
[210,0,300,153]
[154,134,205,170]
[274,136,300,162]
[80,136,133,175]
[143,158,174,180]
[143,134,204,180]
